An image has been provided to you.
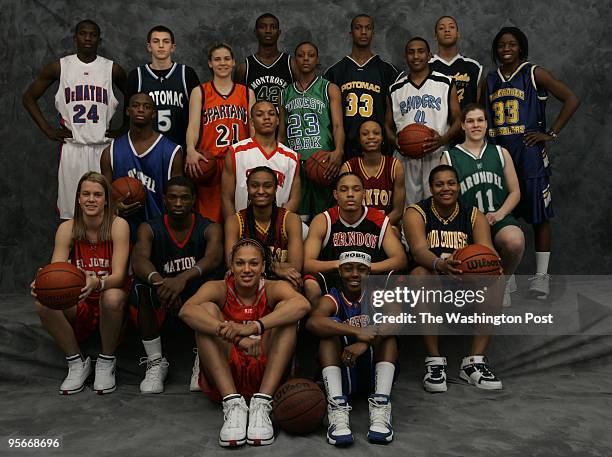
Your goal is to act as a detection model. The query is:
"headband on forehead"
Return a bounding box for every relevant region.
[339,251,372,267]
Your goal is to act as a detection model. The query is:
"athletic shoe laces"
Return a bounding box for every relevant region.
[250,398,273,427]
[529,273,551,282]
[368,397,391,426]
[223,399,249,428]
[473,363,495,379]
[139,357,168,379]
[65,360,86,381]
[329,398,352,429]
[428,364,445,379]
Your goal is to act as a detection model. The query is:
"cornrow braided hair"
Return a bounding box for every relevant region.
[230,237,270,268]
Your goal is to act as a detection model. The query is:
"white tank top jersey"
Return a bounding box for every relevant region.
[389,71,453,136]
[54,54,118,145]
[231,137,300,212]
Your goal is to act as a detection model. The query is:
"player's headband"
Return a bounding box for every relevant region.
[339,251,372,267]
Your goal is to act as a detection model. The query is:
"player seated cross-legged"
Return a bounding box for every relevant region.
[307,251,397,446]
[130,176,223,394]
[403,164,503,392]
[179,239,310,447]
[32,171,130,395]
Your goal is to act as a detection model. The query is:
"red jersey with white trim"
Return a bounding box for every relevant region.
[222,274,269,323]
[231,137,300,211]
[197,81,249,158]
[344,156,398,214]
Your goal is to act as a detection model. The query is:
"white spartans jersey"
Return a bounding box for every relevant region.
[231,137,299,211]
[54,54,118,145]
[389,71,453,139]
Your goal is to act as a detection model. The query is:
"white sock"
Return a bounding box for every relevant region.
[535,252,550,274]
[374,362,395,396]
[142,337,162,360]
[322,366,343,399]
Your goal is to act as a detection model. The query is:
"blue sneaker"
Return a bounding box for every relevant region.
[326,396,353,446]
[367,394,393,443]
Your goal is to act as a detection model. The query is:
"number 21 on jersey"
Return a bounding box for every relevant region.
[216,123,240,147]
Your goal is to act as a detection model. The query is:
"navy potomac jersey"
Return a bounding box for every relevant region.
[147,213,212,277]
[135,63,192,146]
[244,53,293,109]
[484,62,549,179]
[408,197,477,258]
[429,53,482,109]
[324,55,399,158]
[111,133,180,235]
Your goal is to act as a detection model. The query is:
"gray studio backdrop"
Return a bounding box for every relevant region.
[1,0,610,291]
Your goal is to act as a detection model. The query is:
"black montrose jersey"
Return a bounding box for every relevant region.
[244,53,293,109]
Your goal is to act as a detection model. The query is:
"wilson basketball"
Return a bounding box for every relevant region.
[273,378,326,434]
[453,244,502,275]
[305,150,334,186]
[111,176,146,205]
[397,123,434,158]
[35,262,86,310]
[188,158,218,186]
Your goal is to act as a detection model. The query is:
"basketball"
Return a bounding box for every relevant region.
[305,150,334,186]
[273,378,326,434]
[34,262,86,310]
[453,244,502,275]
[397,123,434,158]
[188,158,218,186]
[111,176,146,205]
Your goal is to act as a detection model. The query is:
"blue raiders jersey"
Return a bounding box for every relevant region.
[111,133,180,234]
[325,287,371,328]
[484,62,549,179]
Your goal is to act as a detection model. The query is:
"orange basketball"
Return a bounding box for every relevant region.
[397,123,434,158]
[188,158,218,186]
[453,244,502,275]
[273,378,326,435]
[35,262,86,310]
[305,150,334,186]
[111,176,146,205]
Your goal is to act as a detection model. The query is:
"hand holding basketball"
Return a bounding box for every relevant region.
[435,257,462,275]
[422,130,443,154]
[323,150,343,181]
[79,272,100,300]
[185,148,210,178]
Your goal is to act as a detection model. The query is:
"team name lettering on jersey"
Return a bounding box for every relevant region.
[488,88,525,101]
[76,257,110,269]
[340,81,381,93]
[345,315,370,327]
[202,105,248,124]
[460,172,504,193]
[127,168,156,192]
[147,90,184,108]
[251,75,289,89]
[364,189,392,208]
[163,256,196,274]
[399,95,442,115]
[64,85,109,105]
[284,97,326,114]
[332,231,378,249]
[288,137,321,151]
[426,230,469,250]
[246,167,286,187]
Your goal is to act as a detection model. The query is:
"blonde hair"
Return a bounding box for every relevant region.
[72,171,115,242]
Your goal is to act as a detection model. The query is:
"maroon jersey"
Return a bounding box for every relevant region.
[320,205,389,263]
[222,274,269,323]
[345,156,398,214]
[71,239,113,300]
[236,207,289,265]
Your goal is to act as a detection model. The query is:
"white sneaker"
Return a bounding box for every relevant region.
[507,274,517,293]
[503,280,512,308]
[326,396,353,446]
[459,355,503,390]
[60,356,91,395]
[190,348,201,392]
[529,273,551,299]
[247,395,274,446]
[93,355,116,394]
[423,356,447,393]
[139,356,169,394]
[367,394,393,443]
[219,395,248,447]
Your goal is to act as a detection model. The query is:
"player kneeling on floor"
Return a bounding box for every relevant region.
[179,238,310,447]
[306,251,397,446]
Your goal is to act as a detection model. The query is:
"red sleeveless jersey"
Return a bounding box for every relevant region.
[236,207,289,264]
[345,156,398,214]
[197,81,249,158]
[222,274,269,323]
[71,239,113,300]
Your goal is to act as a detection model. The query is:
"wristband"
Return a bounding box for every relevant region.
[255,319,265,335]
[547,129,558,140]
[147,271,160,284]
[192,265,203,277]
[432,258,442,272]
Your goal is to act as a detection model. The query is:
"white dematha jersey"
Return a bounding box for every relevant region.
[55,55,118,145]
[389,71,453,137]
[231,137,299,211]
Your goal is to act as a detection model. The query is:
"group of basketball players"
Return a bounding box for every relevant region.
[23,11,579,448]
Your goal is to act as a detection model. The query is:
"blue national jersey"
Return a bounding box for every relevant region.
[484,62,549,179]
[111,133,180,235]
[326,287,371,328]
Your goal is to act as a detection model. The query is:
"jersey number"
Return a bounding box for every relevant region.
[257,86,282,106]
[475,189,495,212]
[345,93,373,117]
[491,100,519,126]
[287,113,320,138]
[72,104,99,124]
[157,109,171,132]
[216,123,241,147]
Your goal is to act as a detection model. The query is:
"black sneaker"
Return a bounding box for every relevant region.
[459,355,503,390]
[423,356,447,392]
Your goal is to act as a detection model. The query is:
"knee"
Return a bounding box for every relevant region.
[411,266,432,276]
[35,301,50,319]
[100,291,126,313]
[498,233,525,256]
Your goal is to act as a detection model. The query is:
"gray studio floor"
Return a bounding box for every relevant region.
[2,292,612,457]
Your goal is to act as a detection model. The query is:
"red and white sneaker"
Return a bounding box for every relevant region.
[60,356,91,395]
[219,395,248,447]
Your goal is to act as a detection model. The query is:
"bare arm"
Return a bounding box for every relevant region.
[306,295,362,338]
[325,83,345,180]
[278,103,287,144]
[282,212,304,272]
[261,280,311,329]
[131,223,158,282]
[221,150,237,220]
[283,162,301,212]
[100,146,113,184]
[493,148,521,220]
[185,86,205,176]
[371,221,407,274]
[224,214,240,267]
[105,217,130,288]
[303,213,339,274]
[387,158,406,225]
[170,146,184,177]
[178,280,227,334]
[385,95,398,150]
[472,210,496,253]
[247,88,256,137]
[235,62,247,85]
[50,220,74,263]
[442,84,462,144]
[107,63,128,138]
